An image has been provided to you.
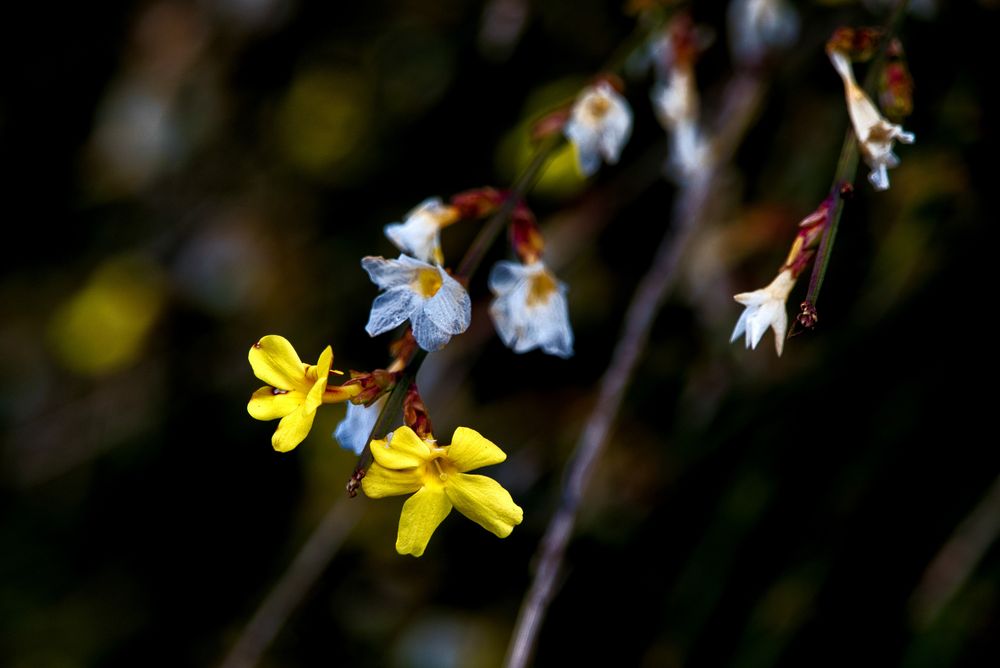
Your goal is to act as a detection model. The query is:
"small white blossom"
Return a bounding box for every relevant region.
[830,50,915,191]
[488,260,573,358]
[383,197,459,265]
[727,0,799,64]
[730,269,796,357]
[564,82,633,177]
[651,69,711,181]
[362,254,471,352]
[334,396,386,455]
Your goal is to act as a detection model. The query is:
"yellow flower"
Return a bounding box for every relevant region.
[247,335,360,452]
[362,426,523,557]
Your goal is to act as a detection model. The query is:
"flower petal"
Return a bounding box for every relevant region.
[361,255,417,289]
[446,427,507,473]
[423,272,471,335]
[366,287,417,337]
[361,461,423,498]
[410,307,453,352]
[271,403,317,452]
[304,346,332,411]
[487,260,528,294]
[370,426,431,469]
[334,397,385,455]
[249,335,306,390]
[396,485,453,557]
[248,386,303,420]
[445,473,523,538]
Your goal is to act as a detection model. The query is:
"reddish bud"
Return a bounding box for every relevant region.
[344,369,401,406]
[530,108,571,142]
[511,203,545,264]
[796,301,819,330]
[826,27,883,62]
[450,187,506,219]
[403,382,433,440]
[879,42,913,121]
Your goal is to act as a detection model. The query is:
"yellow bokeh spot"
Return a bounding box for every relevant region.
[497,79,588,200]
[49,256,165,376]
[276,69,372,179]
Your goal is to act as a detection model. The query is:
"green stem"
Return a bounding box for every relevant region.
[455,135,561,280]
[804,0,911,306]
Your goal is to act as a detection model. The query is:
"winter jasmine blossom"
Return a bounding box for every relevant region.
[383,197,460,265]
[730,269,796,356]
[334,395,387,456]
[362,254,471,352]
[362,425,523,557]
[829,49,914,191]
[488,260,573,358]
[248,335,360,452]
[564,81,633,176]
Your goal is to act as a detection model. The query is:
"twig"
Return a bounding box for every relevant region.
[218,498,364,668]
[503,72,766,668]
[910,473,1000,627]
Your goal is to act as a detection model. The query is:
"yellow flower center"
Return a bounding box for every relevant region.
[587,95,611,119]
[413,268,443,298]
[422,451,457,487]
[526,270,557,306]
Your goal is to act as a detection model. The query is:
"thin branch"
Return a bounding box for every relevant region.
[910,473,1000,628]
[503,72,767,668]
[218,498,364,668]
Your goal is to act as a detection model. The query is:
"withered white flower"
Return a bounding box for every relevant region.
[730,269,795,357]
[728,0,799,63]
[829,49,915,191]
[383,197,459,265]
[362,254,471,352]
[564,81,633,176]
[488,260,573,358]
[334,395,386,455]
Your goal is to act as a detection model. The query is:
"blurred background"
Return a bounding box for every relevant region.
[1,0,998,666]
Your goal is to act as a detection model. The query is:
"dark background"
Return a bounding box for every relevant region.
[1,0,997,666]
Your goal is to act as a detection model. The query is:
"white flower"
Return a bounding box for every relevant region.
[727,0,799,64]
[383,197,459,265]
[362,254,471,352]
[829,50,915,191]
[334,396,386,455]
[730,269,796,356]
[488,260,573,358]
[564,82,633,176]
[651,71,711,181]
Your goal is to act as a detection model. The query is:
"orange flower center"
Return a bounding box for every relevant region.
[527,270,557,306]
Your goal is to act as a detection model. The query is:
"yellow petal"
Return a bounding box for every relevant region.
[247,386,304,420]
[249,335,307,390]
[396,485,452,557]
[361,462,424,498]
[370,426,431,470]
[302,346,332,412]
[271,403,317,452]
[446,426,507,473]
[446,473,523,538]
